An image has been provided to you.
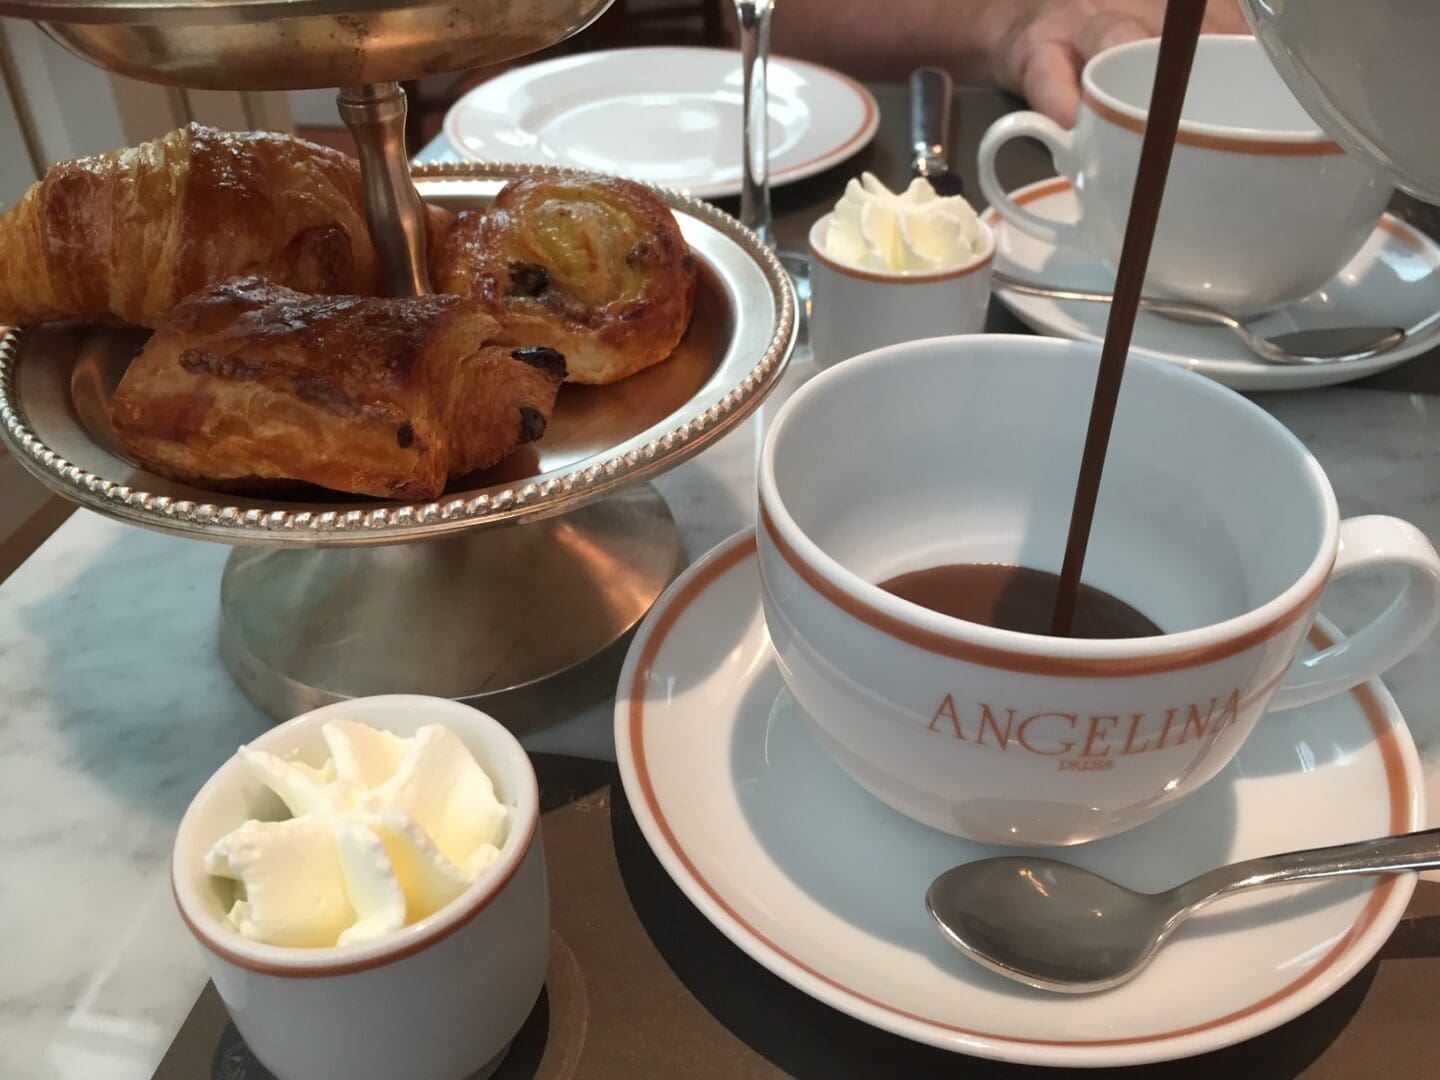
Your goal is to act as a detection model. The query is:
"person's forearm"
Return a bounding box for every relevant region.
[725,0,1010,85]
[722,0,1249,125]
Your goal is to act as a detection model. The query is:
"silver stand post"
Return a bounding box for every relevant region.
[336,82,433,295]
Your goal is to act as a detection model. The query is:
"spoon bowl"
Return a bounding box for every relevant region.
[927,858,1187,993]
[927,827,1440,993]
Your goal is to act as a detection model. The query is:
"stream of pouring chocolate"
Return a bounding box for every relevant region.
[1049,0,1210,636]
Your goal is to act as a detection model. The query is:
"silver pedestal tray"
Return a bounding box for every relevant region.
[5,0,611,91]
[0,163,796,717]
[1,0,620,296]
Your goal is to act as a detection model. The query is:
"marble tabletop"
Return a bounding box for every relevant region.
[7,87,1440,1079]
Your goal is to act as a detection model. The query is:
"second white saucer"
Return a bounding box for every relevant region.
[984,178,1440,391]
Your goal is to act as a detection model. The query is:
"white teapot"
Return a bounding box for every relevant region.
[1243,0,1440,203]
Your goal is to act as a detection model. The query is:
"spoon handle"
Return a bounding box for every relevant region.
[1172,827,1440,911]
[991,272,1237,328]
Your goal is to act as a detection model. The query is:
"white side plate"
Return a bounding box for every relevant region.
[444,46,879,199]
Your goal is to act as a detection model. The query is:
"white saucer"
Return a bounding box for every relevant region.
[615,529,1423,1067]
[443,46,879,200]
[983,178,1440,392]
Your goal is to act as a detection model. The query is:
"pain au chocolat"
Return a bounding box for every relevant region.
[433,176,696,385]
[110,277,565,500]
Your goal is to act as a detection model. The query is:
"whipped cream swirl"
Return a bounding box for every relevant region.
[823,172,986,272]
[205,719,508,948]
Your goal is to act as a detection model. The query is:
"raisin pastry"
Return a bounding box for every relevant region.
[433,176,695,385]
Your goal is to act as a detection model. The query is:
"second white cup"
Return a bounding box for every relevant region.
[978,35,1393,316]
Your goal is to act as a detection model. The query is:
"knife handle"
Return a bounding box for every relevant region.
[910,67,954,176]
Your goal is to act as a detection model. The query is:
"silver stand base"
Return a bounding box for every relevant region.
[219,485,683,721]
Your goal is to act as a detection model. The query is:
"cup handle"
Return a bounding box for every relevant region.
[977,111,1083,247]
[1269,516,1440,711]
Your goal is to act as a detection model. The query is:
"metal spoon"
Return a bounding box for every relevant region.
[926,827,1440,993]
[992,270,1406,366]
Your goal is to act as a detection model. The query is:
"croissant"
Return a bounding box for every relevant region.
[0,124,449,329]
[110,276,565,500]
[433,176,696,385]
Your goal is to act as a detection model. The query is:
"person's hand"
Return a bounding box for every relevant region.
[983,0,1249,127]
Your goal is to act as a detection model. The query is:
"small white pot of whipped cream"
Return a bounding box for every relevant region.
[172,695,547,1080]
[808,173,994,368]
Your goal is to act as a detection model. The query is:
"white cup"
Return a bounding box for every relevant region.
[757,335,1440,846]
[173,695,548,1080]
[977,35,1393,316]
[807,213,994,367]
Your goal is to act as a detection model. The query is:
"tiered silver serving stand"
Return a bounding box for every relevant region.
[0,0,796,719]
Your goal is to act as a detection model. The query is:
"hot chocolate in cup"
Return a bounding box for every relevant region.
[977,35,1393,316]
[757,335,1440,846]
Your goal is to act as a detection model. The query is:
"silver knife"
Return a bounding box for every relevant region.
[910,67,964,197]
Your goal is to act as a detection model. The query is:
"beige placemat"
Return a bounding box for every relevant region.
[155,753,1440,1079]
